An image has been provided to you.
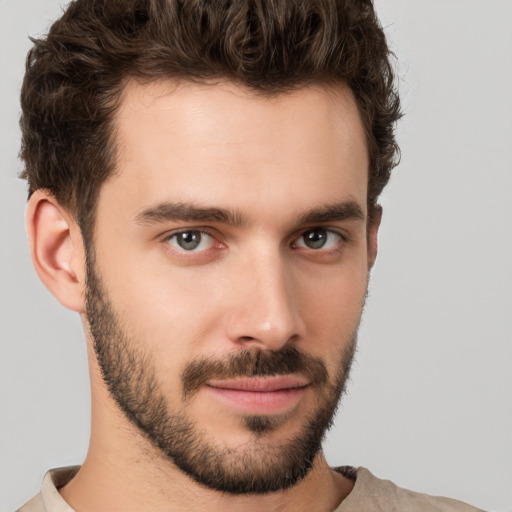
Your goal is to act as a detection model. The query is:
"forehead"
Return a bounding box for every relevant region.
[101,79,369,224]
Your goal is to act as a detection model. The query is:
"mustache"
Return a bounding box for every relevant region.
[181,347,328,399]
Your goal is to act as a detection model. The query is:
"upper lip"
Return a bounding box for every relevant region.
[206,375,310,392]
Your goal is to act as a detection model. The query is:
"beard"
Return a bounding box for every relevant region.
[85,253,359,495]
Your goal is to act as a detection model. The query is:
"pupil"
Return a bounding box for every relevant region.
[304,230,327,249]
[178,232,201,250]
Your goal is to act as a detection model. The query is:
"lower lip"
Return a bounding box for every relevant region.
[205,385,308,414]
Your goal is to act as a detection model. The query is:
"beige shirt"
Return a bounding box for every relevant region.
[17,466,484,512]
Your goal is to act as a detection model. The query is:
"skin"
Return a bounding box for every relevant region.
[27,79,381,512]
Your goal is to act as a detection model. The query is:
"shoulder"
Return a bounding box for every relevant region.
[337,467,485,512]
[16,467,79,512]
[16,493,45,512]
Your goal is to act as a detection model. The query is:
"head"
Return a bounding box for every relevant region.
[21,0,401,495]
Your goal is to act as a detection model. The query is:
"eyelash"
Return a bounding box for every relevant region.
[164,230,220,253]
[292,228,345,251]
[163,227,346,256]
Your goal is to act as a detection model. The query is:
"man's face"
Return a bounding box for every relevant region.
[85,80,373,493]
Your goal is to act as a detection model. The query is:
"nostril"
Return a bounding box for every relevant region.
[239,336,256,342]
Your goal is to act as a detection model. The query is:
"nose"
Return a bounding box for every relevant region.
[225,249,305,351]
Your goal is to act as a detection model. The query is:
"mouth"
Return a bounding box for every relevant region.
[205,375,310,415]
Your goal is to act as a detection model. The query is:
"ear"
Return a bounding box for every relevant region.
[26,190,86,313]
[367,205,382,269]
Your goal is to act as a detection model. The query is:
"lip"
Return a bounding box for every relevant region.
[205,376,310,414]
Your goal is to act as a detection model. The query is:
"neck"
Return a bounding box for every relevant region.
[60,407,353,512]
[61,440,352,512]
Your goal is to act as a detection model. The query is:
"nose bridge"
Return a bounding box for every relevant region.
[226,244,303,350]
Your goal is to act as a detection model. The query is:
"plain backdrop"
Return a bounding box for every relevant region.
[1,1,511,511]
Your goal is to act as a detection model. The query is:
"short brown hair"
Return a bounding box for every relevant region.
[20,0,401,242]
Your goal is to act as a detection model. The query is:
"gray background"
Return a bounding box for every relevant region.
[1,1,511,511]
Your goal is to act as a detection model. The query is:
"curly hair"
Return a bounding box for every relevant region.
[20,0,401,241]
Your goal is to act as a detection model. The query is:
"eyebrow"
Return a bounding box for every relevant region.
[134,201,247,226]
[134,199,365,227]
[296,201,365,225]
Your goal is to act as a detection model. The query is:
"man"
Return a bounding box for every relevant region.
[15,1,484,511]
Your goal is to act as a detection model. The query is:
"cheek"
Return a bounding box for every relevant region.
[100,255,230,375]
[296,262,367,368]
[300,262,367,325]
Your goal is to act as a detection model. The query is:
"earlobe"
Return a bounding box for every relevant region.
[26,190,86,313]
[368,205,382,269]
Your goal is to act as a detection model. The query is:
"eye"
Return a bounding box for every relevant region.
[294,228,342,250]
[166,230,215,252]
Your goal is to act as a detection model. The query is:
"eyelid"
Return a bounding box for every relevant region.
[292,227,347,250]
[160,226,348,255]
[162,226,218,241]
[163,228,221,253]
